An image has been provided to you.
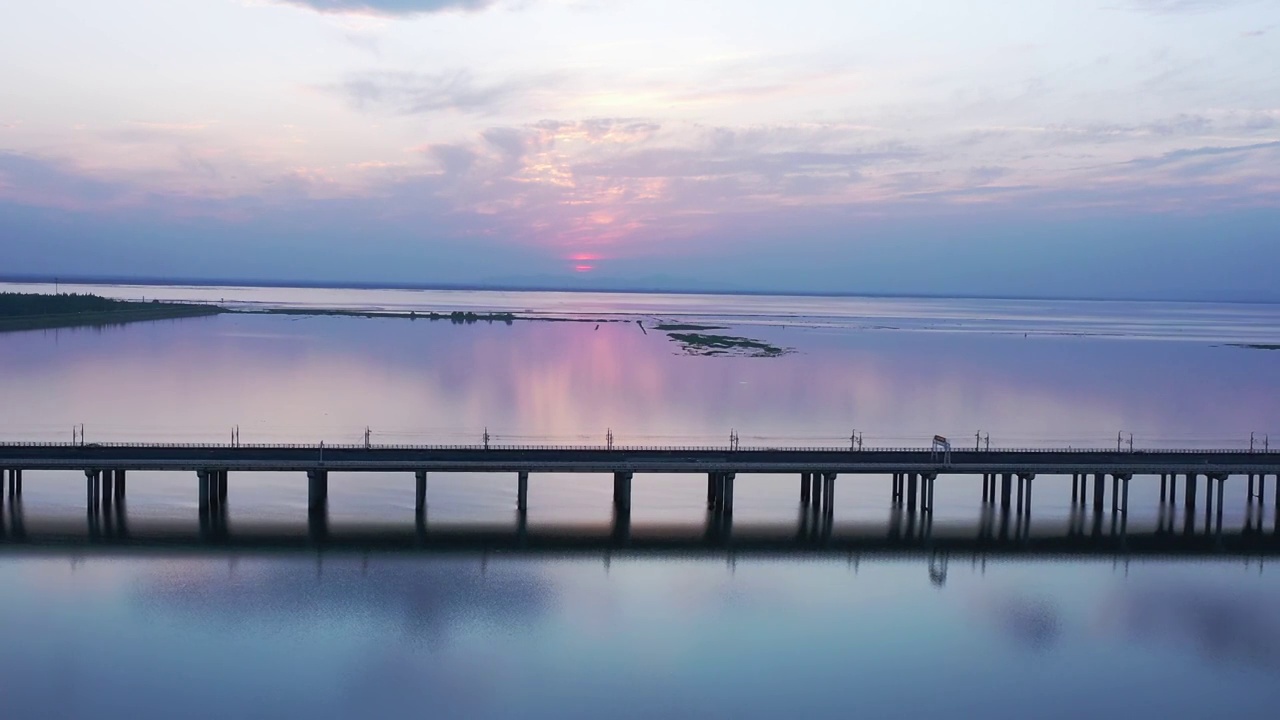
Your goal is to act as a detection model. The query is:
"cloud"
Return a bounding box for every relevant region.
[331,70,548,115]
[275,0,498,16]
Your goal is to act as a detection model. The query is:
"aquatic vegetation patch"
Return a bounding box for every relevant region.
[664,331,791,357]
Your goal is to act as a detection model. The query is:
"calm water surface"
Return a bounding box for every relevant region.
[1,283,1279,718]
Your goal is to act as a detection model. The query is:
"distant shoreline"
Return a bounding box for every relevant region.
[0,293,224,333]
[2,275,1274,306]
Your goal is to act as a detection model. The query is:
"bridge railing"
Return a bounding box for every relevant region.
[0,441,1271,454]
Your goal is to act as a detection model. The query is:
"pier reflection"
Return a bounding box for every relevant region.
[0,502,1277,557]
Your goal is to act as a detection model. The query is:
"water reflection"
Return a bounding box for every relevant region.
[3,505,1279,557]
[139,556,552,641]
[1,309,1278,449]
[985,596,1063,650]
[1102,581,1280,672]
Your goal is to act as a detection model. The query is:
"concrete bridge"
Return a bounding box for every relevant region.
[2,444,1279,536]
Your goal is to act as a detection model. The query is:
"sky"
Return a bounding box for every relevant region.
[0,0,1278,299]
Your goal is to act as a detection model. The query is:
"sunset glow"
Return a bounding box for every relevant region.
[0,0,1276,298]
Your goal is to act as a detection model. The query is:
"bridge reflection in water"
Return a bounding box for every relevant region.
[1,498,1277,560]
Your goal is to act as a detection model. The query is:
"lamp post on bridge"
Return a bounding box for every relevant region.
[1117,431,1133,452]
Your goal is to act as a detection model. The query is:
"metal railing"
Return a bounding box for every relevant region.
[0,441,1273,454]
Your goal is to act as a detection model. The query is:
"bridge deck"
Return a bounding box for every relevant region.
[1,444,1278,474]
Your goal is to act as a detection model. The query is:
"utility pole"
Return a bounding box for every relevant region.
[364,426,371,449]
[483,427,490,450]
[606,428,614,450]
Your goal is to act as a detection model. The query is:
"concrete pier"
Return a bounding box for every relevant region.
[1001,473,1013,510]
[517,471,529,512]
[85,469,99,511]
[1017,474,1034,516]
[801,472,811,504]
[613,472,632,513]
[1186,473,1198,511]
[1093,473,1105,513]
[718,472,735,515]
[907,473,919,511]
[415,471,427,514]
[307,470,328,516]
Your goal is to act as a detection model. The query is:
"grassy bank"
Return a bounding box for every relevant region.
[0,293,224,332]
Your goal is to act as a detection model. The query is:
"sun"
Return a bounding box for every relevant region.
[569,252,600,273]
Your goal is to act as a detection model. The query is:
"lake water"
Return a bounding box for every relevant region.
[1,282,1279,718]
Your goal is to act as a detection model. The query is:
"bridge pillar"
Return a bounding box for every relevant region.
[1092,474,1105,513]
[1170,473,1177,508]
[518,471,529,512]
[1111,475,1120,513]
[801,473,811,504]
[1000,474,1013,511]
[612,472,633,513]
[1215,475,1227,532]
[1016,474,1034,516]
[1071,474,1078,504]
[1080,473,1088,507]
[197,470,211,514]
[907,474,918,511]
[1185,473,1197,511]
[85,470,99,511]
[1160,474,1167,503]
[13,469,20,498]
[1259,474,1266,508]
[307,470,328,516]
[720,473,735,516]
[102,469,115,511]
[415,471,427,514]
[218,471,227,505]
[708,473,719,509]
[115,469,126,502]
[922,473,936,513]
[894,473,904,505]
[824,473,837,518]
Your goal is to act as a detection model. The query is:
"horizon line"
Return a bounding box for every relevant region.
[0,274,1276,306]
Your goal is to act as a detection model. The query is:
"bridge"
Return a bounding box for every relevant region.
[1,444,1278,537]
